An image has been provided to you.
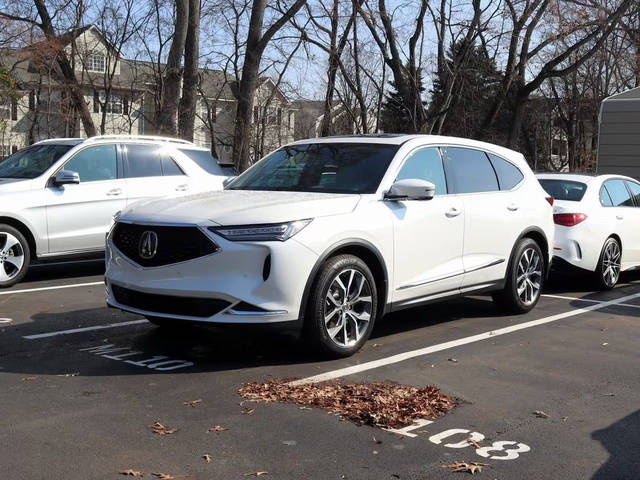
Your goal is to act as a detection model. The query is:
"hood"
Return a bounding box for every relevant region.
[0,178,34,193]
[122,190,361,225]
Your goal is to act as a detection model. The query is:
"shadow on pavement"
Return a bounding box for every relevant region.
[22,259,105,284]
[592,410,640,480]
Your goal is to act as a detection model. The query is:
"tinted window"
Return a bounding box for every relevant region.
[441,147,499,194]
[488,153,524,190]
[599,186,613,207]
[178,148,224,175]
[125,144,163,178]
[625,181,640,206]
[63,145,117,182]
[0,144,72,179]
[228,143,398,194]
[397,147,447,195]
[161,156,184,176]
[604,179,633,207]
[539,179,587,202]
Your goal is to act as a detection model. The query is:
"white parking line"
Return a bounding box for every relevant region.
[23,319,148,339]
[0,281,104,296]
[290,291,640,385]
[542,293,640,309]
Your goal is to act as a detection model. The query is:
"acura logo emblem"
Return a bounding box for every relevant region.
[139,231,158,259]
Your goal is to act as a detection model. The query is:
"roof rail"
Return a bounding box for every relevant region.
[86,135,194,145]
[33,138,83,145]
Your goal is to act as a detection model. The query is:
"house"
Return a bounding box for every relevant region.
[0,25,296,164]
[292,99,380,140]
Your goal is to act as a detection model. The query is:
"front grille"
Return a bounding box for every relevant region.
[112,284,230,318]
[112,222,218,267]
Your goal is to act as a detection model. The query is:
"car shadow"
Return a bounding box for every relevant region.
[22,259,105,284]
[592,410,640,479]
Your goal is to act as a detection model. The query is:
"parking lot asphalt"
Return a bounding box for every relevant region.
[1,262,639,479]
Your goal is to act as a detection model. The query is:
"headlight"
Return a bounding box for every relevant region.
[107,210,121,239]
[209,219,312,242]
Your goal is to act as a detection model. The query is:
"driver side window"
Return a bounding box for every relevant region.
[397,147,447,195]
[63,145,117,182]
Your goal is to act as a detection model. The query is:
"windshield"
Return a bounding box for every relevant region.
[227,143,399,194]
[0,144,73,179]
[178,148,231,176]
[539,179,587,201]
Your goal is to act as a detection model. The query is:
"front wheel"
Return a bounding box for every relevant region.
[493,238,545,314]
[595,237,621,290]
[0,224,30,288]
[303,254,378,358]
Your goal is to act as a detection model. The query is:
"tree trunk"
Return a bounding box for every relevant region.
[178,0,200,141]
[158,0,189,136]
[507,92,526,148]
[319,1,339,137]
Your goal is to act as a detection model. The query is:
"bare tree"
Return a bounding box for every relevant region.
[178,0,200,141]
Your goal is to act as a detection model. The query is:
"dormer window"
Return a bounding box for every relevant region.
[86,52,105,73]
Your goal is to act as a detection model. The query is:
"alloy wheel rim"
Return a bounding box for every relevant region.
[324,269,372,348]
[516,248,542,306]
[0,232,25,282]
[602,240,621,287]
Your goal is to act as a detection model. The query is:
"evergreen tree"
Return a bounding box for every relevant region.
[381,69,427,133]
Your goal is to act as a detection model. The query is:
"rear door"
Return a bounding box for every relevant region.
[602,179,638,267]
[123,144,193,206]
[623,180,640,264]
[441,147,524,290]
[45,143,126,253]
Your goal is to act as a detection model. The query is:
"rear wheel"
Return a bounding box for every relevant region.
[0,224,30,288]
[303,254,378,358]
[595,237,621,290]
[493,238,545,314]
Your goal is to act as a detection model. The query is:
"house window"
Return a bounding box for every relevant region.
[0,145,11,158]
[86,52,106,73]
[94,91,125,114]
[277,108,282,126]
[0,98,10,120]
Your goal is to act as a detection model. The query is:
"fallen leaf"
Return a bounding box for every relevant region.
[602,343,609,346]
[441,461,489,474]
[533,410,550,418]
[202,454,211,463]
[561,416,569,422]
[22,376,37,381]
[120,470,145,477]
[208,425,228,433]
[149,422,178,435]
[602,393,615,397]
[183,399,202,408]
[56,372,80,377]
[466,437,481,449]
[151,474,193,479]
[448,358,458,363]
[238,379,457,429]
[373,436,382,444]
[244,472,269,477]
[282,440,297,446]
[242,407,255,415]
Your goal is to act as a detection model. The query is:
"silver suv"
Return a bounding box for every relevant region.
[0,135,232,287]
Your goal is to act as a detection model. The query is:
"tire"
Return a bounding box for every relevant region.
[303,254,378,358]
[493,237,545,314]
[0,224,30,288]
[594,237,621,290]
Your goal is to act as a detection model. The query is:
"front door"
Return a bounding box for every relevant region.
[45,143,126,253]
[390,147,465,307]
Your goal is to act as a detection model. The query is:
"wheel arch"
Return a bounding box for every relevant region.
[299,239,390,321]
[0,216,37,261]
[515,227,550,275]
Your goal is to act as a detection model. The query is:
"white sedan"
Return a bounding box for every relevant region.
[537,173,640,289]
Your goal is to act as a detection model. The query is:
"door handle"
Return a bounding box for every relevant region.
[445,207,462,218]
[106,188,123,196]
[507,203,519,211]
[175,184,189,191]
[616,215,624,220]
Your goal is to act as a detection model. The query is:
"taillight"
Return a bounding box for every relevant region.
[545,196,554,206]
[553,213,587,226]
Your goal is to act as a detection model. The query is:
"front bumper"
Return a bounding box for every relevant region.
[105,228,319,325]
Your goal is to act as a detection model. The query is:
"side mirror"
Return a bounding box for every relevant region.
[223,176,237,188]
[53,170,80,186]
[385,178,436,201]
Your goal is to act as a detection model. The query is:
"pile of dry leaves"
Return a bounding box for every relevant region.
[238,378,457,429]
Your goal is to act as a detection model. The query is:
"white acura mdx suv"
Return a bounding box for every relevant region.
[0,135,232,287]
[106,135,554,357]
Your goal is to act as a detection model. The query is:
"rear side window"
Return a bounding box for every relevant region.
[599,186,613,206]
[603,179,634,207]
[178,148,224,175]
[441,147,498,194]
[539,179,587,202]
[125,144,163,178]
[487,153,523,190]
[161,156,184,176]
[397,147,447,195]
[625,181,640,206]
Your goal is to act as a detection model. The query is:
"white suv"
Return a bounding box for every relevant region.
[106,135,554,357]
[0,135,232,287]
